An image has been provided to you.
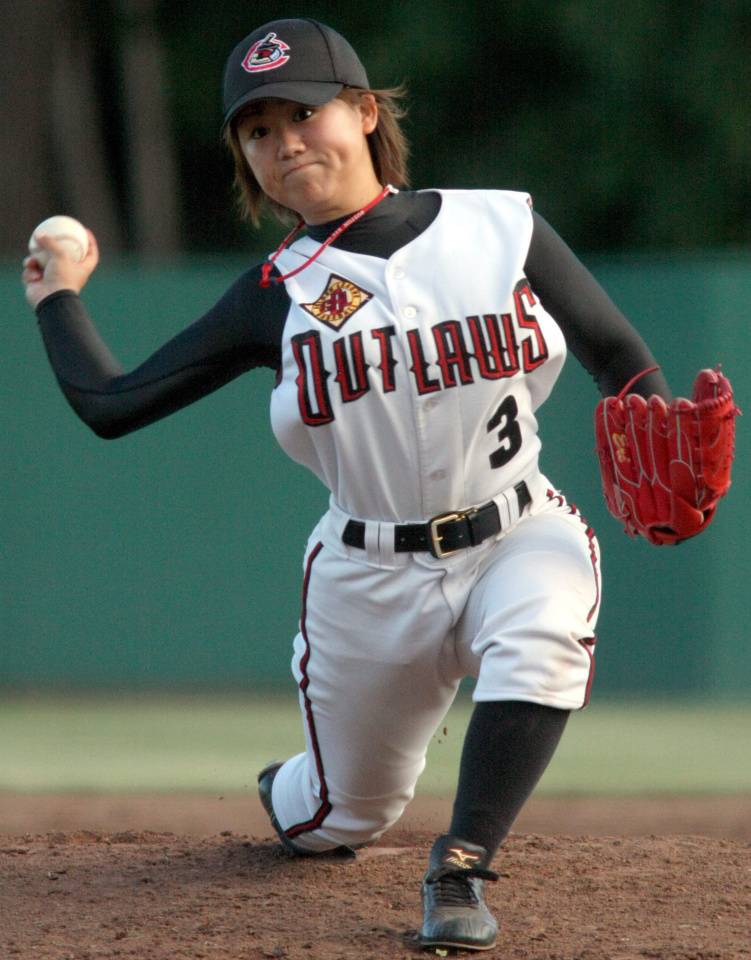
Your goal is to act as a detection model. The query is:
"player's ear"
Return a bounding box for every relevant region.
[358,93,378,135]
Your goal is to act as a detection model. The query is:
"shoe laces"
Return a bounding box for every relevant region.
[426,867,498,906]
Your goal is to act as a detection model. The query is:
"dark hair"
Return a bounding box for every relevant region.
[223,86,410,227]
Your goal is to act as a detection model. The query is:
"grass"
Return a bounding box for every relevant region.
[0,694,749,795]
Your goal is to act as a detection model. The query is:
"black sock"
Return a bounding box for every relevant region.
[448,700,570,857]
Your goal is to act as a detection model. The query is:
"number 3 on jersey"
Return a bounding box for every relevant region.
[487,394,522,469]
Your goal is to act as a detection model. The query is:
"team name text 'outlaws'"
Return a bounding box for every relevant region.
[290,279,548,426]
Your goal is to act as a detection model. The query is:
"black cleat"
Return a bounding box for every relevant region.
[420,834,498,952]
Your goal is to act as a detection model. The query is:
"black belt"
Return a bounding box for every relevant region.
[342,481,531,559]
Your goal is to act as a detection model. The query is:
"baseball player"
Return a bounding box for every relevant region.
[23,17,733,953]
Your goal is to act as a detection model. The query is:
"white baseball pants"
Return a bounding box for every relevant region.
[268,476,601,852]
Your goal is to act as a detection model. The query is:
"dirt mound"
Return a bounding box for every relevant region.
[2,827,749,959]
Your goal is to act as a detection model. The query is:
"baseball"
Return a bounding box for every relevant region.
[28,215,89,267]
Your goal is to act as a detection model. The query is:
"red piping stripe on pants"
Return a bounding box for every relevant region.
[546,489,599,708]
[285,542,333,839]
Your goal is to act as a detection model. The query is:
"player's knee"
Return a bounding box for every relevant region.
[316,793,409,849]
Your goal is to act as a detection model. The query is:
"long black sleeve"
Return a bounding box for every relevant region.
[35,264,290,438]
[525,212,671,400]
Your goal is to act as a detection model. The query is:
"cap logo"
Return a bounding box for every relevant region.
[241,32,290,73]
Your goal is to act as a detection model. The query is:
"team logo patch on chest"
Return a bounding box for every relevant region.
[300,274,373,329]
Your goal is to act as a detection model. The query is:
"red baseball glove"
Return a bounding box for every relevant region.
[594,366,739,545]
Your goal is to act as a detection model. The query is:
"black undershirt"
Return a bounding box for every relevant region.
[36,190,670,439]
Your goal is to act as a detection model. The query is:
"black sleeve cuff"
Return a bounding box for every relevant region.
[35,289,81,317]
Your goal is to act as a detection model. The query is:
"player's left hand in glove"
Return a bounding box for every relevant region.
[594,366,739,545]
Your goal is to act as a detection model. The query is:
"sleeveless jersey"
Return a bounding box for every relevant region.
[268,189,566,522]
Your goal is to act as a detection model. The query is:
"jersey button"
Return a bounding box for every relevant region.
[430,469,447,481]
[403,305,417,319]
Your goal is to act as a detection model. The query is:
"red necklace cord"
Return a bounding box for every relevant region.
[259,184,396,288]
[259,220,305,288]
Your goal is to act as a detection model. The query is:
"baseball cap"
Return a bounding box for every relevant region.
[222,18,370,129]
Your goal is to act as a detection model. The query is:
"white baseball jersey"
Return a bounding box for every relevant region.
[270,190,567,521]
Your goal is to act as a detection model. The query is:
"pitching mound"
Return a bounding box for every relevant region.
[2,821,749,960]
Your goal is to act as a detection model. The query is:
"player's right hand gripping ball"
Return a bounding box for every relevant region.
[594,368,739,545]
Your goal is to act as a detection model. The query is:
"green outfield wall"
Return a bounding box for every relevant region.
[2,253,748,696]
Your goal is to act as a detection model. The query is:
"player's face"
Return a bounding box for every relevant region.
[236,94,380,224]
